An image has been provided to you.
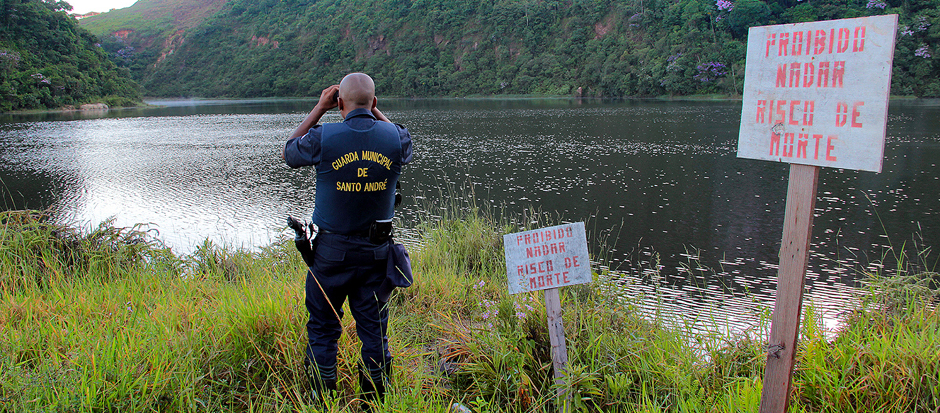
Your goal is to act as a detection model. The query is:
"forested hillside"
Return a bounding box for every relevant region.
[0,0,141,111]
[82,0,939,98]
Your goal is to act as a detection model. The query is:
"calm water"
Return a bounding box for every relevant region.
[2,98,938,334]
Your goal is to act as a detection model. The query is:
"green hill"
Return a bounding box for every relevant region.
[81,0,939,98]
[78,0,228,80]
[0,0,141,111]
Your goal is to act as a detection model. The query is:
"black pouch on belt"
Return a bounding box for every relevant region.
[369,219,393,244]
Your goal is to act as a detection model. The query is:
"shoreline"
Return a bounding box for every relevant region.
[1,101,150,115]
[3,94,929,115]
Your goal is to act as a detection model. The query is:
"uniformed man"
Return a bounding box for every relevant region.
[282,73,413,406]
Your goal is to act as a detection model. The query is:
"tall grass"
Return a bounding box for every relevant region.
[0,206,937,412]
[0,210,173,291]
[792,233,940,413]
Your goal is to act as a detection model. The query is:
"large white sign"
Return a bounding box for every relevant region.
[737,15,898,173]
[504,222,591,295]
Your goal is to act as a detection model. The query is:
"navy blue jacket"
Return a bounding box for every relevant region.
[284,108,413,234]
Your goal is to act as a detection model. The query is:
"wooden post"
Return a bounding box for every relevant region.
[759,163,819,413]
[544,287,569,412]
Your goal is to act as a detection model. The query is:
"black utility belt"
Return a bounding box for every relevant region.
[321,220,393,245]
[320,228,370,237]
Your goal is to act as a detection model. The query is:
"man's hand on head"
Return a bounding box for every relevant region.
[315,85,340,112]
[286,84,341,143]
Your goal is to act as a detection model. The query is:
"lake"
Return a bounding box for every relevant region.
[2,98,938,334]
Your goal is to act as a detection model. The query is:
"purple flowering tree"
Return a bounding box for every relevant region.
[866,0,887,10]
[694,61,728,83]
[0,50,21,73]
[900,17,934,60]
[914,44,931,59]
[715,0,733,22]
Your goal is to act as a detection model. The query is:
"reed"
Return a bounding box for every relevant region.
[0,207,936,412]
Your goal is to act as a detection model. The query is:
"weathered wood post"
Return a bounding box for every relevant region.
[735,15,898,413]
[544,287,569,399]
[760,163,818,411]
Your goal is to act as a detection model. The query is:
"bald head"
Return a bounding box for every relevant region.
[338,73,375,108]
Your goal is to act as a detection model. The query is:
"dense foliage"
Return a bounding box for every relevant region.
[81,0,939,98]
[0,0,141,111]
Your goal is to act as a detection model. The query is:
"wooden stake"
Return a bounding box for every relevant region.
[544,287,569,411]
[759,163,819,413]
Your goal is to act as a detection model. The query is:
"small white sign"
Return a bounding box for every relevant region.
[504,222,591,295]
[737,15,898,173]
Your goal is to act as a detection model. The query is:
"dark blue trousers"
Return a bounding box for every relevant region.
[304,233,392,383]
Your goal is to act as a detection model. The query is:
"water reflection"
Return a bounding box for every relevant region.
[1,98,938,336]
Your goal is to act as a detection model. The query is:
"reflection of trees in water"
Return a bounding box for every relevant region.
[0,159,79,214]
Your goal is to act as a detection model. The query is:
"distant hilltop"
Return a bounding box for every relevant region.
[73,11,101,20]
[74,9,122,20]
[80,0,939,99]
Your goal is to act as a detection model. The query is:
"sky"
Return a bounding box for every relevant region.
[67,0,138,14]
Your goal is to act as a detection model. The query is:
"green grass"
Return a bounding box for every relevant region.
[1,207,937,412]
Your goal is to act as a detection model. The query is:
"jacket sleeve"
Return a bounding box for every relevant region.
[284,125,323,168]
[396,124,413,165]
